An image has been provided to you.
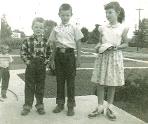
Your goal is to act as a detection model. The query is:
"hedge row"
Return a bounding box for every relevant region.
[1,38,23,49]
[115,68,148,110]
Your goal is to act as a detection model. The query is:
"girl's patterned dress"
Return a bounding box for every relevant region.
[91,23,127,86]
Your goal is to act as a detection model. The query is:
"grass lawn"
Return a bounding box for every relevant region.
[10,56,148,70]
[10,45,148,55]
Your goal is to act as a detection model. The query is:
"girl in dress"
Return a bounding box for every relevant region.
[88,1,129,121]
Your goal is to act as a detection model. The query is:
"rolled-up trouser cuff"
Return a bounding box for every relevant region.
[1,89,7,94]
[56,98,76,107]
[67,102,76,107]
[35,104,44,110]
[23,104,32,110]
[56,99,65,105]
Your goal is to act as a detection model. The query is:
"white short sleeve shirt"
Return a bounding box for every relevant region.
[0,54,13,68]
[99,23,128,46]
[48,23,83,49]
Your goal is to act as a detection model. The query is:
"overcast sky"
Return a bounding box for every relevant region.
[1,0,148,37]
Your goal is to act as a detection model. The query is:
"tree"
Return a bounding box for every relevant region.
[13,29,26,38]
[88,24,101,44]
[81,27,89,42]
[44,20,57,39]
[1,14,12,41]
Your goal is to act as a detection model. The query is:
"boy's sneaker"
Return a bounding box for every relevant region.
[53,104,64,113]
[21,109,30,116]
[37,108,45,115]
[67,107,74,116]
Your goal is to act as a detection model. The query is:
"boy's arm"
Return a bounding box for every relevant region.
[47,30,57,58]
[74,27,84,67]
[47,30,57,69]
[20,39,30,65]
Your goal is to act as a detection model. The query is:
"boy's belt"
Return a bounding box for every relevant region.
[56,47,74,53]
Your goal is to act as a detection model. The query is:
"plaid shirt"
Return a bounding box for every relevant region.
[20,35,51,63]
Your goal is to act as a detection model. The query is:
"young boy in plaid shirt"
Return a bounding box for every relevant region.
[20,17,51,116]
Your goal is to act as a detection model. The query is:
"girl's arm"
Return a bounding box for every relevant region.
[95,33,102,53]
[115,28,129,50]
[20,39,31,65]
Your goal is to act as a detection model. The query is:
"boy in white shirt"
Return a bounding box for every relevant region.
[0,44,13,98]
[48,3,83,116]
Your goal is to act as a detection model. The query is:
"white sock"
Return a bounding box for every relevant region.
[97,104,104,112]
[104,103,111,115]
[106,102,112,108]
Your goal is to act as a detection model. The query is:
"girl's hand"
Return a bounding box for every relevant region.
[107,46,118,51]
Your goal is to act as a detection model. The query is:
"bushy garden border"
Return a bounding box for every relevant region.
[1,38,23,49]
[115,68,148,111]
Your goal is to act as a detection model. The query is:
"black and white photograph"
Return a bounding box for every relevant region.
[0,0,148,124]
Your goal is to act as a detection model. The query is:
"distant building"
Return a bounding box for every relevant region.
[11,32,21,38]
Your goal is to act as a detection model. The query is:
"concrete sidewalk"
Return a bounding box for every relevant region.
[0,70,146,124]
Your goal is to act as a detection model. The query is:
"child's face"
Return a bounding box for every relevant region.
[105,8,118,24]
[59,10,72,24]
[32,21,44,36]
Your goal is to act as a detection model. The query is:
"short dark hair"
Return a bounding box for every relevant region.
[32,17,44,28]
[104,1,125,23]
[59,3,72,14]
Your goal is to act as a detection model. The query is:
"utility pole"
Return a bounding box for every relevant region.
[136,8,144,51]
[136,8,144,29]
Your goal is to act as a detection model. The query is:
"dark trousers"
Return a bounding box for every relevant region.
[24,58,46,109]
[0,67,10,93]
[55,48,76,107]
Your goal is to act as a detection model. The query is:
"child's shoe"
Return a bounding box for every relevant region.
[88,108,99,118]
[21,109,30,116]
[53,104,64,113]
[105,108,116,121]
[88,105,104,118]
[37,108,45,115]
[67,107,74,116]
[35,104,45,115]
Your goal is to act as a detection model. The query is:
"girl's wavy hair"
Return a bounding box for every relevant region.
[104,1,125,23]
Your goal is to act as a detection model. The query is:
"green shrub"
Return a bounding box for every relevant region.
[115,69,148,110]
[1,38,23,49]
